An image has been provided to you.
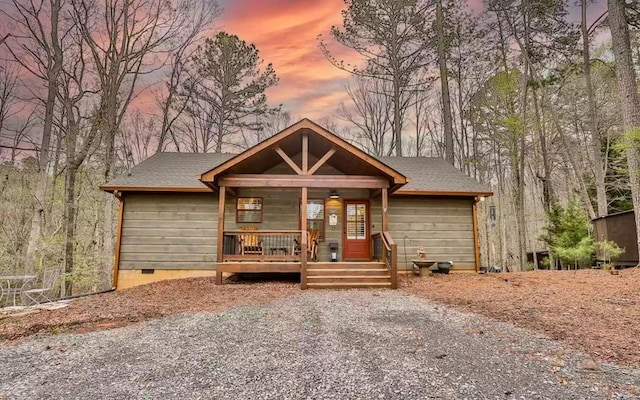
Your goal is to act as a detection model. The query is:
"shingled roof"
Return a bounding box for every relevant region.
[378,157,490,194]
[102,152,491,196]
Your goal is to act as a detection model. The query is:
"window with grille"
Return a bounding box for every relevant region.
[302,199,325,241]
[236,197,263,223]
[346,203,367,239]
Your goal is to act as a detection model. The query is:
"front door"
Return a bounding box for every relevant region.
[343,200,370,260]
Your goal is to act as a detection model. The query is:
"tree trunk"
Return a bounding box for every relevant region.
[436,0,454,164]
[532,89,553,211]
[516,64,528,272]
[552,109,597,219]
[393,74,402,156]
[100,82,123,280]
[102,120,117,282]
[608,0,640,264]
[63,163,77,296]
[583,0,607,217]
[24,0,63,273]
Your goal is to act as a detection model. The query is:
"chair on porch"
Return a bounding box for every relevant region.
[239,226,264,256]
[293,229,319,262]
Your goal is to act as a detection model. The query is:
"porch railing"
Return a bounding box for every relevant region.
[222,230,303,262]
[372,231,398,289]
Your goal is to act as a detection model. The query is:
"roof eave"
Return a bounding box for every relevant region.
[393,190,494,197]
[99,185,213,193]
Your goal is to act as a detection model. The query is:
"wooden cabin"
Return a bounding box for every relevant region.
[101,119,492,289]
[593,210,638,267]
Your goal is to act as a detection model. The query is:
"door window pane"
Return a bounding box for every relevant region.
[346,203,367,239]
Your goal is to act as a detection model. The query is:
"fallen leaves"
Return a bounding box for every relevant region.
[0,276,298,341]
[401,269,640,366]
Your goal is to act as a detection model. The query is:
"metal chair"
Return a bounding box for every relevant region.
[22,269,59,305]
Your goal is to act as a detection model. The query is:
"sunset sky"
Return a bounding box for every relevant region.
[218,0,352,120]
[0,0,609,125]
[193,0,608,121]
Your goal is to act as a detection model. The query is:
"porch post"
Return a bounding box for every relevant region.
[472,198,481,273]
[381,188,388,232]
[302,133,309,173]
[300,186,308,289]
[215,186,226,285]
[300,132,309,289]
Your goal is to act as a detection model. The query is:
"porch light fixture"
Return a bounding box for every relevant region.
[329,189,340,199]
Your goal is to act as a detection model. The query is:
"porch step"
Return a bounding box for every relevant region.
[306,262,392,289]
[307,275,391,283]
[307,282,392,289]
[307,262,386,270]
[307,268,390,276]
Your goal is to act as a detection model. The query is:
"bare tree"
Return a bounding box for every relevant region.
[435,0,454,164]
[320,0,433,156]
[118,111,156,169]
[236,111,292,150]
[56,28,104,295]
[3,0,64,272]
[6,114,37,164]
[338,76,393,156]
[582,0,608,217]
[71,0,200,276]
[155,0,221,153]
[608,0,640,263]
[0,64,22,161]
[0,65,21,139]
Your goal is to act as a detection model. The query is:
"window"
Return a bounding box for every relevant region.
[346,203,367,239]
[236,197,263,223]
[303,199,325,241]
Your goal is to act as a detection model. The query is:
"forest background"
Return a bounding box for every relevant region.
[0,0,639,295]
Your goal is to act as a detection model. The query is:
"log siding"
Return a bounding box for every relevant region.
[118,191,475,273]
[119,193,218,270]
[372,197,476,271]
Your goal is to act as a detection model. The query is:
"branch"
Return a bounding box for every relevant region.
[0,144,38,151]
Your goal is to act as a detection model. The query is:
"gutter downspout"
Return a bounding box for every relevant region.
[112,190,124,290]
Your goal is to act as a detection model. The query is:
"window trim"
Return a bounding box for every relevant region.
[236,197,263,223]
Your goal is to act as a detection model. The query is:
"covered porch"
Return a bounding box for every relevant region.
[198,119,406,289]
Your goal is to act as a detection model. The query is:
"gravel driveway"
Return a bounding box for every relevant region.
[1,291,638,399]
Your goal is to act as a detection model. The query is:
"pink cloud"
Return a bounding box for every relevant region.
[220,0,353,119]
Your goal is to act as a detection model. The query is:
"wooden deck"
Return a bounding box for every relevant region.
[216,262,301,273]
[215,261,393,289]
[216,229,398,289]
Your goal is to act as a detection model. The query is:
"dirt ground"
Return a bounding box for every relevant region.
[0,275,298,341]
[401,269,640,366]
[2,270,639,368]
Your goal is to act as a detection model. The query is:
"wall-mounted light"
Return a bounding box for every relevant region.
[329,189,340,199]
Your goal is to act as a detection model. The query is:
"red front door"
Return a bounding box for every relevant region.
[343,200,370,260]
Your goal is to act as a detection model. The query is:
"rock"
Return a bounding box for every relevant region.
[579,359,599,371]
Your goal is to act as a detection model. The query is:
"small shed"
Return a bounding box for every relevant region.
[592,210,638,266]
